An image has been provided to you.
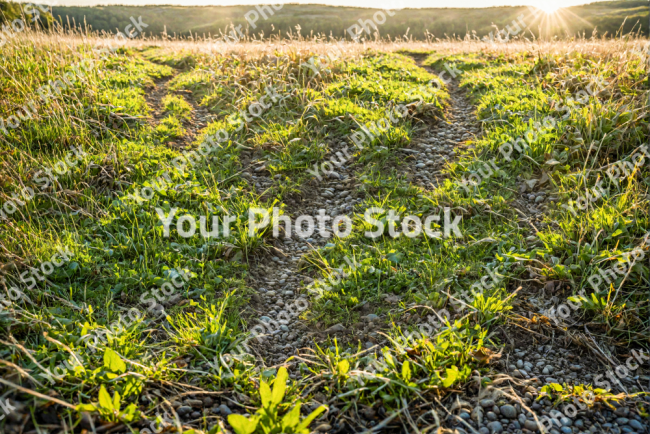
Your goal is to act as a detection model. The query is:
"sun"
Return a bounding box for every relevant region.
[533,2,562,14]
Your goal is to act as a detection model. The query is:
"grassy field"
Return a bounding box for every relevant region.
[0,13,649,434]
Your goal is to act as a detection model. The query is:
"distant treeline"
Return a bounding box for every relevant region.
[2,1,648,40]
[0,1,54,27]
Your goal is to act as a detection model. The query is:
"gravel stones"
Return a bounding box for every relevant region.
[218,404,232,416]
[472,406,484,423]
[486,421,503,433]
[177,405,192,416]
[499,404,517,419]
[324,323,346,333]
[480,399,496,408]
[524,419,541,431]
[628,419,644,430]
[239,62,650,434]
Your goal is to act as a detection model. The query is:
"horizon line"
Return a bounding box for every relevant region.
[18,0,614,10]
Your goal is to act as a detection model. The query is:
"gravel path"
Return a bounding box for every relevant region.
[398,72,480,191]
[242,137,363,365]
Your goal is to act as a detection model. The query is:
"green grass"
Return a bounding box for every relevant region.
[448,48,650,340]
[0,36,463,431]
[0,26,648,434]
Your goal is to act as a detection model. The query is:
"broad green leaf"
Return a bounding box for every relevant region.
[227,414,258,434]
[259,380,272,408]
[460,364,472,381]
[337,360,349,375]
[120,376,143,397]
[113,390,121,411]
[208,425,224,434]
[296,405,327,432]
[384,353,395,368]
[121,403,139,422]
[281,404,301,430]
[401,360,411,382]
[271,367,288,406]
[103,348,126,374]
[98,385,114,411]
[76,403,97,412]
[442,365,459,388]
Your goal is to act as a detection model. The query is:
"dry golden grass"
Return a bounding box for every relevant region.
[4,21,648,64]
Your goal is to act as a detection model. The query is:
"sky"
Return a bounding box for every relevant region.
[34,0,612,8]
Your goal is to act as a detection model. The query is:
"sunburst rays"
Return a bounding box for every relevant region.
[525,5,596,39]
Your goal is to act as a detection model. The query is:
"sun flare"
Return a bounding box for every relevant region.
[534,2,562,14]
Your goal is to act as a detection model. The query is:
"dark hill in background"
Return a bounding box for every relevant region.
[3,1,648,39]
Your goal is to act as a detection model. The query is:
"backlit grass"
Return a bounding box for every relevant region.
[0,23,648,433]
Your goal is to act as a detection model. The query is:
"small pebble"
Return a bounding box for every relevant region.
[177,406,192,416]
[500,405,517,419]
[480,399,495,408]
[524,419,541,431]
[486,421,503,433]
[628,420,644,430]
